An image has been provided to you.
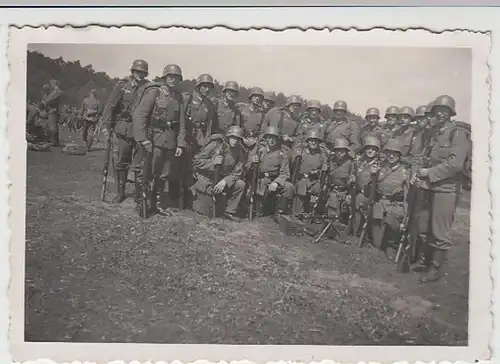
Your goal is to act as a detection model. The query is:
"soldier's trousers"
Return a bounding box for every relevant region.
[82,119,97,144]
[372,200,405,250]
[293,177,320,215]
[255,177,294,214]
[424,191,457,251]
[325,190,349,217]
[115,135,136,172]
[192,175,246,215]
[47,113,59,145]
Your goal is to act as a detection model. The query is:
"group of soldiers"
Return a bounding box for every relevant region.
[28,59,473,284]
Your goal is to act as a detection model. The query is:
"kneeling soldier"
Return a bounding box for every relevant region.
[247,126,294,216]
[325,138,354,220]
[291,129,329,217]
[192,126,247,221]
[371,139,410,259]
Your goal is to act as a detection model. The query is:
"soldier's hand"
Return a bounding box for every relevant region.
[268,182,278,192]
[214,155,223,165]
[345,195,352,204]
[371,164,380,174]
[213,179,227,194]
[175,147,183,157]
[417,168,429,178]
[141,140,152,153]
[399,223,405,231]
[349,174,356,183]
[252,155,259,163]
[322,164,328,172]
[101,128,110,141]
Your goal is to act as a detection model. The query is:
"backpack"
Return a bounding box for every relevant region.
[449,121,472,191]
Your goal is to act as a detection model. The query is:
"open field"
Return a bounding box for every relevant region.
[25,129,470,345]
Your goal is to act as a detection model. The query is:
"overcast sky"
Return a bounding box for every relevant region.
[28,43,472,120]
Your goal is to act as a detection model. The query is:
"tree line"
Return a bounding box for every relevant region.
[27,51,363,124]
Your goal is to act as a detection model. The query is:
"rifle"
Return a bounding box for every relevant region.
[290,150,303,214]
[248,147,262,220]
[212,140,227,218]
[313,213,342,244]
[100,132,113,202]
[308,167,328,223]
[141,145,153,219]
[344,158,358,237]
[358,162,379,248]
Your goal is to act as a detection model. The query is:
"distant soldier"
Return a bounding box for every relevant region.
[80,89,102,148]
[41,79,64,146]
[392,106,416,158]
[239,87,265,148]
[247,126,295,216]
[101,59,150,204]
[361,107,383,140]
[325,138,354,220]
[262,92,276,114]
[381,106,400,143]
[192,126,247,221]
[298,100,327,141]
[184,73,219,155]
[352,135,381,235]
[403,105,429,166]
[213,81,241,133]
[413,95,472,283]
[370,139,410,258]
[323,100,361,153]
[261,95,303,152]
[132,63,187,215]
[26,101,40,135]
[291,129,329,216]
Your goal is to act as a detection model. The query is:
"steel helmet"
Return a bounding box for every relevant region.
[399,106,415,118]
[131,59,149,74]
[226,125,244,139]
[286,95,302,107]
[333,100,348,111]
[334,138,350,150]
[248,87,264,98]
[385,106,399,116]
[415,105,427,117]
[264,92,276,103]
[432,94,456,116]
[306,100,322,111]
[263,126,280,138]
[365,107,380,117]
[363,135,381,149]
[306,129,322,141]
[223,81,239,93]
[384,139,403,154]
[196,73,214,87]
[162,64,182,78]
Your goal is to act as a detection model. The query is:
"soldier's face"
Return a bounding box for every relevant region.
[228,136,240,147]
[165,74,182,88]
[224,90,238,102]
[399,114,412,126]
[265,135,278,148]
[262,100,274,111]
[386,151,401,164]
[415,116,426,128]
[333,109,346,119]
[198,83,213,97]
[132,70,147,82]
[288,103,301,117]
[307,139,319,149]
[334,149,348,159]
[366,115,379,125]
[386,114,398,125]
[250,95,263,106]
[433,106,452,123]
[308,108,320,119]
[364,146,378,158]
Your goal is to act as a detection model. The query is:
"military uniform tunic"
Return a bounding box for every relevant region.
[297,116,327,142]
[323,119,361,151]
[393,126,416,157]
[261,107,301,151]
[42,88,64,145]
[354,157,378,211]
[213,97,241,133]
[326,157,354,215]
[239,103,264,137]
[184,90,218,154]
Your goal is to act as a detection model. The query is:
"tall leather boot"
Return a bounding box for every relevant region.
[420,248,446,283]
[277,196,290,215]
[112,169,127,203]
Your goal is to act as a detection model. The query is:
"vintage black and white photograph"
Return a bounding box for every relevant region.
[6,26,491,363]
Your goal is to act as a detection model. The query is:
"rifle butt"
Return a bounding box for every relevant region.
[357,220,368,248]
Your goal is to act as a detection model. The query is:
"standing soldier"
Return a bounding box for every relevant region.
[239,87,265,148]
[413,95,471,283]
[298,100,327,141]
[291,129,329,217]
[382,106,400,141]
[132,63,187,215]
[361,107,383,140]
[393,106,416,158]
[42,79,64,147]
[371,139,410,259]
[403,105,429,166]
[184,73,219,156]
[352,135,381,236]
[323,100,361,153]
[262,92,276,114]
[261,95,303,152]
[80,89,102,148]
[101,59,150,204]
[325,138,355,221]
[192,126,247,221]
[247,126,295,216]
[213,81,241,133]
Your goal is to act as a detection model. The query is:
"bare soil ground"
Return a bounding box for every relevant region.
[25,129,470,345]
